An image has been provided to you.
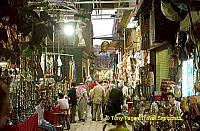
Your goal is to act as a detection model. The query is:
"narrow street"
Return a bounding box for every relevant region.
[1,0,200,131]
[69,106,132,131]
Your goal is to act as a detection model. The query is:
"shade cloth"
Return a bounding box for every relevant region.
[44,106,60,126]
[0,113,38,131]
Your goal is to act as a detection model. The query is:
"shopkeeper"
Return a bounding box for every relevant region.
[166,92,181,116]
[35,98,56,131]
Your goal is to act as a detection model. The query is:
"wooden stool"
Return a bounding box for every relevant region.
[54,111,70,131]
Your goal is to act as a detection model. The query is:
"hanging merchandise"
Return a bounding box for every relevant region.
[143,50,148,65]
[175,66,182,83]
[168,54,179,81]
[69,60,72,84]
[46,56,53,76]
[147,64,154,86]
[8,64,38,124]
[126,55,134,87]
[72,61,76,82]
[118,62,123,80]
[175,31,188,60]
[148,71,154,86]
[174,85,181,98]
[57,55,62,77]
[122,55,128,81]
[126,56,131,73]
[41,54,45,74]
[184,32,195,59]
[168,54,179,69]
[160,79,175,97]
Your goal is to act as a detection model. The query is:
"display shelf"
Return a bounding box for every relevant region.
[128,100,183,130]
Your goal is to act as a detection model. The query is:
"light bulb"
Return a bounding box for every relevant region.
[64,24,74,36]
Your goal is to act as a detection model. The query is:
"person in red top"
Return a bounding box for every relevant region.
[88,81,98,91]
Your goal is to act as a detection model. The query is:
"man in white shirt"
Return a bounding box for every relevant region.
[166,92,181,129]
[58,93,69,111]
[166,92,181,115]
[35,98,56,131]
[57,93,70,129]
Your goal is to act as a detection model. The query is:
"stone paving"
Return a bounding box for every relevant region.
[67,106,133,131]
[69,116,132,131]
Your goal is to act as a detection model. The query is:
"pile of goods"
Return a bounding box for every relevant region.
[160,79,175,97]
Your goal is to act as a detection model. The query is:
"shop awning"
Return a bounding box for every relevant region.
[180,11,200,31]
[92,35,124,41]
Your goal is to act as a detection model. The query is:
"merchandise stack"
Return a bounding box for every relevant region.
[160,79,175,98]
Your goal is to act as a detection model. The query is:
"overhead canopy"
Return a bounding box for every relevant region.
[92,35,124,41]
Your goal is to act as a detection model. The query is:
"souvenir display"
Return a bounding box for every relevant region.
[1,1,200,130]
[160,79,175,96]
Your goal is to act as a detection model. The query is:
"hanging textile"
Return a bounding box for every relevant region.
[57,55,62,77]
[40,54,45,74]
[69,60,72,83]
[72,61,76,82]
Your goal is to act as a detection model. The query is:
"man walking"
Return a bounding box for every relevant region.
[77,83,88,122]
[68,82,77,123]
[91,81,104,121]
[110,84,124,125]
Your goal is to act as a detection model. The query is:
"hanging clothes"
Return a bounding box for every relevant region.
[72,62,76,82]
[41,54,45,74]
[57,55,62,77]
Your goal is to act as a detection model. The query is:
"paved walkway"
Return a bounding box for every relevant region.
[68,106,133,131]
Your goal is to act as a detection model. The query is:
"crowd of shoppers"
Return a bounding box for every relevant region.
[34,79,131,130]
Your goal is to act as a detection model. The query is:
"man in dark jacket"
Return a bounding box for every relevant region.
[68,82,77,123]
[110,85,124,125]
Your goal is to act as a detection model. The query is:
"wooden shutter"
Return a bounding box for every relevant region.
[156,48,169,91]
